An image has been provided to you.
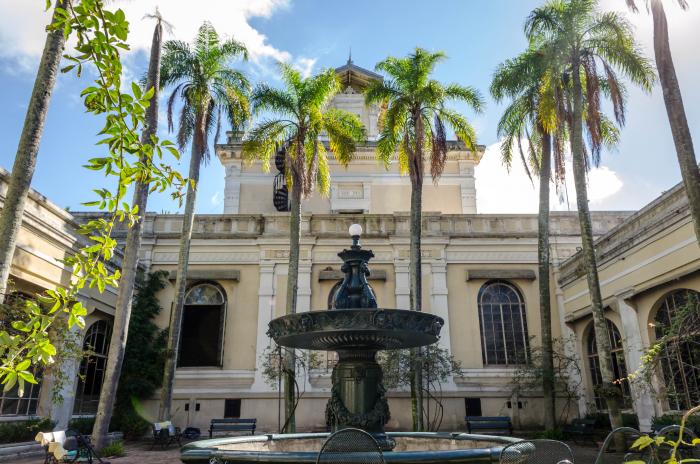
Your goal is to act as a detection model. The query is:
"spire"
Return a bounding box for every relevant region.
[348,47,353,65]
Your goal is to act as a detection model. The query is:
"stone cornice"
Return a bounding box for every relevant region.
[558,181,690,286]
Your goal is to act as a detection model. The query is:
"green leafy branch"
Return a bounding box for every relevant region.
[0,0,187,396]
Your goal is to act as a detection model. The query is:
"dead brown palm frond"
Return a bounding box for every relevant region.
[430,115,448,183]
[583,56,603,166]
[143,7,174,35]
[626,0,689,13]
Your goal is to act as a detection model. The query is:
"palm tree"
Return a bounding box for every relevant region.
[242,63,365,432]
[91,10,169,449]
[365,48,483,431]
[626,0,700,244]
[525,0,654,428]
[158,22,250,421]
[0,0,70,301]
[491,46,567,431]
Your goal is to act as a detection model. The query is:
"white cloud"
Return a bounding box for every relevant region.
[210,191,222,206]
[476,141,624,214]
[0,0,315,76]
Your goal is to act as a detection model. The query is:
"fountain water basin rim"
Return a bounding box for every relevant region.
[180,432,522,463]
[267,308,444,350]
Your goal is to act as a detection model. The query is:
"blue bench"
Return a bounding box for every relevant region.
[465,416,513,435]
[209,418,257,438]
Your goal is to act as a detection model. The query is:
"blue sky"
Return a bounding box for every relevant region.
[0,0,699,214]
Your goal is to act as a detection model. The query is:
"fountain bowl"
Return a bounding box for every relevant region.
[267,308,443,350]
[180,432,521,463]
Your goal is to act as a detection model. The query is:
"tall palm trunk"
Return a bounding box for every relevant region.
[650,0,700,244]
[409,110,424,432]
[92,19,163,449]
[570,62,624,429]
[0,0,69,301]
[537,128,556,430]
[282,173,302,433]
[159,118,205,421]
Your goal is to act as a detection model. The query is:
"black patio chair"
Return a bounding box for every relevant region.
[499,439,574,464]
[655,425,699,463]
[594,427,649,464]
[316,428,385,464]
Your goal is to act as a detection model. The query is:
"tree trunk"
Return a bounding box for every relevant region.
[159,122,204,421]
[651,0,700,244]
[538,129,556,430]
[409,111,424,432]
[0,0,69,302]
[92,19,162,449]
[570,60,624,430]
[282,178,302,433]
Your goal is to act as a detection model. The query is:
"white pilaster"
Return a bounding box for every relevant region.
[458,161,477,214]
[394,262,410,309]
[554,280,587,417]
[223,161,242,214]
[36,324,82,429]
[429,263,451,353]
[297,260,312,314]
[615,292,656,432]
[252,263,276,390]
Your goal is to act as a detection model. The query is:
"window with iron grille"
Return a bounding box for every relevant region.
[73,320,112,415]
[654,289,700,411]
[586,318,632,410]
[478,281,530,365]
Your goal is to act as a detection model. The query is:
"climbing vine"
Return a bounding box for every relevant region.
[0,0,186,395]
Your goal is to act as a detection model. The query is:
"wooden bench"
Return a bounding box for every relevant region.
[465,416,513,435]
[564,418,597,443]
[209,418,257,438]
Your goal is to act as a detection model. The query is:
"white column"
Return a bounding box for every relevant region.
[394,262,410,309]
[223,162,242,214]
[297,260,312,314]
[252,263,276,390]
[615,292,656,432]
[555,281,588,417]
[37,324,82,429]
[429,263,451,353]
[458,161,477,214]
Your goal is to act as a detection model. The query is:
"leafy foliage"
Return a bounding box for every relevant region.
[378,345,462,431]
[99,440,125,457]
[0,418,55,444]
[628,405,700,464]
[0,0,186,394]
[161,21,251,161]
[365,47,483,186]
[242,63,365,198]
[111,271,168,439]
[509,337,584,426]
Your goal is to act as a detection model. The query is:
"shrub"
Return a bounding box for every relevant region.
[111,406,150,440]
[100,440,125,457]
[652,414,700,434]
[0,418,55,444]
[584,412,639,429]
[68,417,95,435]
[535,428,566,440]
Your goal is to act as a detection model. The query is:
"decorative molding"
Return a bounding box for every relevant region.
[319,269,387,281]
[168,269,241,281]
[466,269,537,281]
[152,251,259,264]
[447,251,538,263]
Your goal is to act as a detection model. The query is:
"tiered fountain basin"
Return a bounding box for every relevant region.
[180,432,521,463]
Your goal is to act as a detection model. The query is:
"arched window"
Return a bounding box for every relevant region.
[654,289,700,411]
[586,319,631,410]
[74,320,111,415]
[478,281,530,365]
[178,283,226,367]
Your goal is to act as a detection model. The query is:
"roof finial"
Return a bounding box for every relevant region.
[348,47,353,65]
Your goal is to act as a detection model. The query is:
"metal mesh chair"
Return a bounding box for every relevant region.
[316,428,385,464]
[499,439,574,464]
[594,427,649,464]
[655,425,699,463]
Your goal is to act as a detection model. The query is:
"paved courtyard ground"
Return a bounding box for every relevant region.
[12,439,603,464]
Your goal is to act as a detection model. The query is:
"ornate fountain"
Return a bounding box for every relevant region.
[267,223,443,448]
[180,225,519,463]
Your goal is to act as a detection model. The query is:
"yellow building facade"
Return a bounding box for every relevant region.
[1,61,697,434]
